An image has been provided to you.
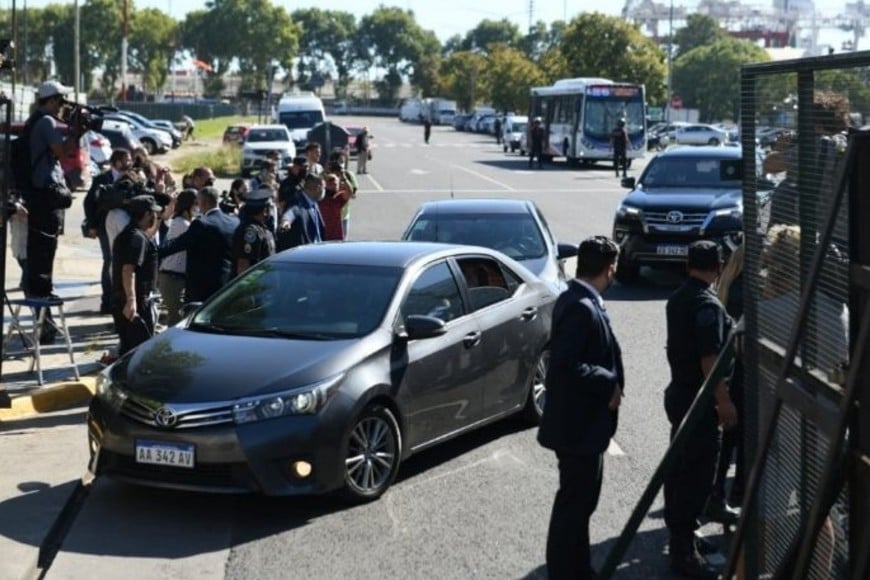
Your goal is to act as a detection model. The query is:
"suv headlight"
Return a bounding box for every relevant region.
[713,206,742,220]
[232,373,345,424]
[616,204,641,218]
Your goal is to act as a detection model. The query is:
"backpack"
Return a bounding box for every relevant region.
[9,110,48,193]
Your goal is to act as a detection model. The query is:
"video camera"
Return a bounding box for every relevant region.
[65,102,116,134]
[219,190,238,215]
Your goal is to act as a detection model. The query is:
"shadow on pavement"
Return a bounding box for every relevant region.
[0,408,87,432]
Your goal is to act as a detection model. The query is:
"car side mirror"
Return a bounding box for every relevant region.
[620,177,636,189]
[556,242,579,260]
[179,302,203,320]
[401,315,447,340]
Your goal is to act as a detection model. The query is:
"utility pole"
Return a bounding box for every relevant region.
[120,0,129,101]
[73,0,80,102]
[666,0,674,122]
[529,0,534,33]
[22,0,27,88]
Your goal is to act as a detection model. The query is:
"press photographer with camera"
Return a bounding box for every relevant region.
[23,81,82,303]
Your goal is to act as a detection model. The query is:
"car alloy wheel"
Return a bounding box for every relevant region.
[342,406,401,501]
[141,138,156,155]
[523,350,549,423]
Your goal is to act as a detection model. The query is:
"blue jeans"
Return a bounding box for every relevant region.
[98,228,112,311]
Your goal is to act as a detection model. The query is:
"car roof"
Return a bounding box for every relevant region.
[415,198,534,216]
[655,146,742,159]
[249,124,289,130]
[272,241,500,269]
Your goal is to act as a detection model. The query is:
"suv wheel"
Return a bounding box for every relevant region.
[616,253,640,285]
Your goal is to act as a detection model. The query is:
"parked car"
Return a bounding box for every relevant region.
[453,114,471,131]
[86,130,113,169]
[502,115,528,153]
[118,111,182,148]
[102,114,172,154]
[757,126,793,148]
[612,146,746,284]
[674,123,730,146]
[98,121,143,153]
[240,124,295,176]
[402,199,578,293]
[343,125,364,157]
[222,123,251,146]
[87,241,555,499]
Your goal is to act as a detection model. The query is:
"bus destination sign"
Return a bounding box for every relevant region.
[588,85,641,98]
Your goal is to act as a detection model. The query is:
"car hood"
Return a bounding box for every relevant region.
[110,327,385,403]
[623,187,741,211]
[290,129,309,143]
[244,142,293,152]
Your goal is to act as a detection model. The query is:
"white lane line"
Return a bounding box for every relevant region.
[607,439,626,456]
[409,169,429,175]
[365,173,385,192]
[449,164,516,192]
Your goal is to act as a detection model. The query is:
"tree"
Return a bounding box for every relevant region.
[487,45,546,113]
[439,50,489,111]
[358,6,439,103]
[673,14,727,57]
[522,20,566,61]
[461,18,522,52]
[130,8,178,93]
[291,8,358,94]
[672,38,769,121]
[558,13,667,104]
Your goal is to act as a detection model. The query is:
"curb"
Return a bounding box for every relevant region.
[0,377,97,421]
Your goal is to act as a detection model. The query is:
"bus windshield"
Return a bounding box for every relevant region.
[583,97,645,140]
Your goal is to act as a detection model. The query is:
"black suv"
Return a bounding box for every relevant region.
[612,146,744,284]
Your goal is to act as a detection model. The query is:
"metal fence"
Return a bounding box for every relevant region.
[732,50,869,579]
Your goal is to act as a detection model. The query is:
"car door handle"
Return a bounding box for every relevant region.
[463,331,481,348]
[521,307,538,321]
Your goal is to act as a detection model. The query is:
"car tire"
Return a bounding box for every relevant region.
[522,349,549,424]
[503,144,508,153]
[616,254,640,285]
[708,138,720,146]
[141,138,156,155]
[520,149,525,156]
[340,405,402,502]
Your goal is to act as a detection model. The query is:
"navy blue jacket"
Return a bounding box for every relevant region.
[538,279,625,455]
[160,208,239,302]
[279,191,324,250]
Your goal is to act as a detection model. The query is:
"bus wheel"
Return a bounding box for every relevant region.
[562,139,570,157]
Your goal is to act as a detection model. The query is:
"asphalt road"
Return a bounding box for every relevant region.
[41,116,720,580]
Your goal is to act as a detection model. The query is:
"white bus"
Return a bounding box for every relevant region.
[528,77,647,166]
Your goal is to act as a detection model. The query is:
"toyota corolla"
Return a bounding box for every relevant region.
[87,242,554,500]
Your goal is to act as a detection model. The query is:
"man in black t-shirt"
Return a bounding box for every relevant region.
[610,119,630,178]
[112,195,161,356]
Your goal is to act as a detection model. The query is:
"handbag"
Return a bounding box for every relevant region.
[367,149,372,161]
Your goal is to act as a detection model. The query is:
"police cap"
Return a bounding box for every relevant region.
[127,195,162,218]
[687,240,723,271]
[246,187,273,206]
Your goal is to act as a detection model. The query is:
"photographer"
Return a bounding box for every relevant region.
[25,81,81,303]
[84,148,133,314]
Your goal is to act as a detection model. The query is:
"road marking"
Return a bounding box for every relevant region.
[449,164,515,192]
[607,439,626,456]
[355,187,620,195]
[365,173,385,192]
[409,169,429,175]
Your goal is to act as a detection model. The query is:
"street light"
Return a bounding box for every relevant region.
[666,0,674,122]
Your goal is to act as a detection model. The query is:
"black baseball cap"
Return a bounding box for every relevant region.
[687,240,723,271]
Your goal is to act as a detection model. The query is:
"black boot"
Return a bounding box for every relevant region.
[670,536,720,579]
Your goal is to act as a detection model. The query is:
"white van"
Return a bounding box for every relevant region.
[275,93,326,147]
[399,98,424,122]
[502,115,528,153]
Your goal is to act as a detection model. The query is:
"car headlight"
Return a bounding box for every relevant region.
[96,370,127,409]
[713,206,742,220]
[232,373,345,424]
[616,204,641,218]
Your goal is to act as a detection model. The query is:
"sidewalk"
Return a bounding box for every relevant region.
[1,194,114,421]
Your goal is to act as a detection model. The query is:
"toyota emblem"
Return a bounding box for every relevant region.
[154,407,178,428]
[666,211,684,224]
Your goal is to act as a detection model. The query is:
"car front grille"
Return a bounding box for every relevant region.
[120,395,235,429]
[644,211,708,228]
[100,450,253,491]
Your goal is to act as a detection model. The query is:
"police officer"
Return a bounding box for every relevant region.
[233,187,276,276]
[663,240,737,578]
[610,118,630,178]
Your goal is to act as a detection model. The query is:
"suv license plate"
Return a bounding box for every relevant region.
[136,440,195,468]
[657,245,688,256]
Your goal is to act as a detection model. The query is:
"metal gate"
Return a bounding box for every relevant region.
[726,51,870,580]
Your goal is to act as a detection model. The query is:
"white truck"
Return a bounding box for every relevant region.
[429,99,457,125]
[274,92,326,147]
[399,98,425,122]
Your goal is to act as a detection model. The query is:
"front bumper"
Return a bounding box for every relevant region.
[613,229,741,267]
[87,396,347,496]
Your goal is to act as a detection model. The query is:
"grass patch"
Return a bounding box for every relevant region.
[172,145,241,177]
[194,115,261,140]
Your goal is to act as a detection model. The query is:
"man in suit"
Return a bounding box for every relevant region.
[538,235,624,580]
[84,149,133,314]
[278,173,325,250]
[160,186,239,302]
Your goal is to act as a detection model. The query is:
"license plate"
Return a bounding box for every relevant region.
[657,245,688,256]
[135,440,195,468]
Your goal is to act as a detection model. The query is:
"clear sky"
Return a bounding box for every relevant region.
[2,0,861,49]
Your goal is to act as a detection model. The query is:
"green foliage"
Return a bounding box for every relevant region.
[439,51,490,111]
[673,38,770,122]
[461,19,523,52]
[173,144,242,177]
[291,8,358,95]
[559,13,667,104]
[522,20,566,61]
[130,8,178,93]
[673,14,727,57]
[487,45,547,112]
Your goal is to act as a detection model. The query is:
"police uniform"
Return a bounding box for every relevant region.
[663,241,733,577]
[232,188,276,276]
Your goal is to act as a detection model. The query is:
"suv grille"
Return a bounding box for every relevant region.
[644,211,707,229]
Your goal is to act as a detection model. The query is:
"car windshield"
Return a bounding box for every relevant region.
[190,262,402,339]
[641,157,743,189]
[246,129,288,142]
[279,111,325,129]
[512,123,527,134]
[405,213,547,261]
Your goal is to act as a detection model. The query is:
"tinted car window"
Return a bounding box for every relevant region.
[401,262,463,324]
[641,157,742,189]
[192,263,401,338]
[246,129,288,142]
[456,257,513,312]
[406,213,546,261]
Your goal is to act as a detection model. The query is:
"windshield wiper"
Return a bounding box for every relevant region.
[231,328,335,340]
[188,321,230,333]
